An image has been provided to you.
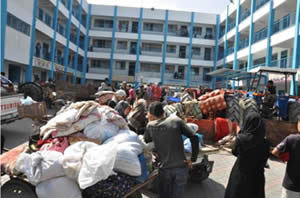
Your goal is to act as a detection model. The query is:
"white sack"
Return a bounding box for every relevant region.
[36,176,82,198]
[78,142,118,189]
[62,141,98,180]
[104,129,140,145]
[114,142,142,177]
[83,120,119,143]
[16,151,65,185]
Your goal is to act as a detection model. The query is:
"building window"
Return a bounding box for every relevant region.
[7,12,30,36]
[168,24,177,33]
[94,19,113,28]
[45,13,52,27]
[140,63,160,72]
[203,68,211,81]
[205,27,213,39]
[192,47,201,56]
[93,40,112,48]
[165,65,175,73]
[116,61,126,70]
[167,45,176,53]
[204,48,212,60]
[117,41,127,50]
[142,43,162,53]
[193,26,202,38]
[143,23,163,32]
[191,67,199,75]
[91,59,110,69]
[118,21,129,32]
[38,8,44,21]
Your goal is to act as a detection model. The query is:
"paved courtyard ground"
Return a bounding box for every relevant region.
[142,150,286,198]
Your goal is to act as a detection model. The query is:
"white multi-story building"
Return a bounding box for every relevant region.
[217,0,300,95]
[1,0,300,93]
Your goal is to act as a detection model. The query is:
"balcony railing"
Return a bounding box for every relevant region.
[273,12,296,35]
[228,21,236,32]
[239,38,249,50]
[255,0,270,11]
[228,47,234,55]
[254,28,267,43]
[55,56,64,65]
[270,57,294,68]
[219,29,225,38]
[253,62,266,68]
[240,9,250,22]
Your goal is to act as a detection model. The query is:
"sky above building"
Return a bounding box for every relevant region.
[87,0,230,14]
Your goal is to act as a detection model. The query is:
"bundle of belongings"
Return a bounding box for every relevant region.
[0,101,152,198]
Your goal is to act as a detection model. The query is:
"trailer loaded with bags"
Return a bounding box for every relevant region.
[1,100,214,198]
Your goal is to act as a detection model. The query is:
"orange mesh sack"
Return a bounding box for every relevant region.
[186,118,215,141]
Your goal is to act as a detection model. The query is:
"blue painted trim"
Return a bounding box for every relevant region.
[109,6,118,84]
[161,10,168,86]
[81,4,91,85]
[186,12,194,88]
[290,0,300,95]
[247,0,256,71]
[26,0,38,82]
[73,0,83,84]
[49,0,60,80]
[63,0,73,81]
[223,6,229,68]
[0,0,7,73]
[134,7,143,89]
[233,0,241,71]
[212,15,220,89]
[265,0,274,67]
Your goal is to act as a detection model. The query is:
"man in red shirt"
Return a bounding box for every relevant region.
[128,85,136,105]
[152,82,162,102]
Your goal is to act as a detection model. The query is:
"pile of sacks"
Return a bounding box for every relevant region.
[11,101,150,198]
[198,90,227,115]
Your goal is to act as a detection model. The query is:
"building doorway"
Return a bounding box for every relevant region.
[128,62,136,76]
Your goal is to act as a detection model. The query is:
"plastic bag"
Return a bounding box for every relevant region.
[20,96,34,106]
[62,141,98,180]
[16,151,65,185]
[114,142,142,177]
[83,120,119,143]
[104,129,140,145]
[78,142,118,189]
[36,176,82,198]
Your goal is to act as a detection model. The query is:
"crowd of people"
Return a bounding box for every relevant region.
[95,79,300,198]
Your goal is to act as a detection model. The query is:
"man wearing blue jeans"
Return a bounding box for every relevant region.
[144,102,199,198]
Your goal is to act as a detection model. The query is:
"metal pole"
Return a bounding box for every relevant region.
[250,72,257,91]
[256,72,262,93]
[285,74,288,94]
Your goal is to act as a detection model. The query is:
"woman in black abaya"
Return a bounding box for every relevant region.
[224,112,270,198]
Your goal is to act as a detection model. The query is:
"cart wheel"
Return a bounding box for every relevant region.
[1,178,37,198]
[128,191,143,198]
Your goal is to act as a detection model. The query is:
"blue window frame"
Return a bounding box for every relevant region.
[45,13,52,27]
[38,8,44,21]
[204,48,212,60]
[7,12,30,36]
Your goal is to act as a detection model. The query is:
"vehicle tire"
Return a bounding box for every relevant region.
[19,82,43,102]
[128,191,143,198]
[225,95,240,124]
[1,178,37,198]
[288,102,300,123]
[239,98,259,127]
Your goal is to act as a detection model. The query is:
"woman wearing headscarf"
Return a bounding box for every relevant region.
[224,112,270,198]
[127,99,148,134]
[114,100,131,120]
